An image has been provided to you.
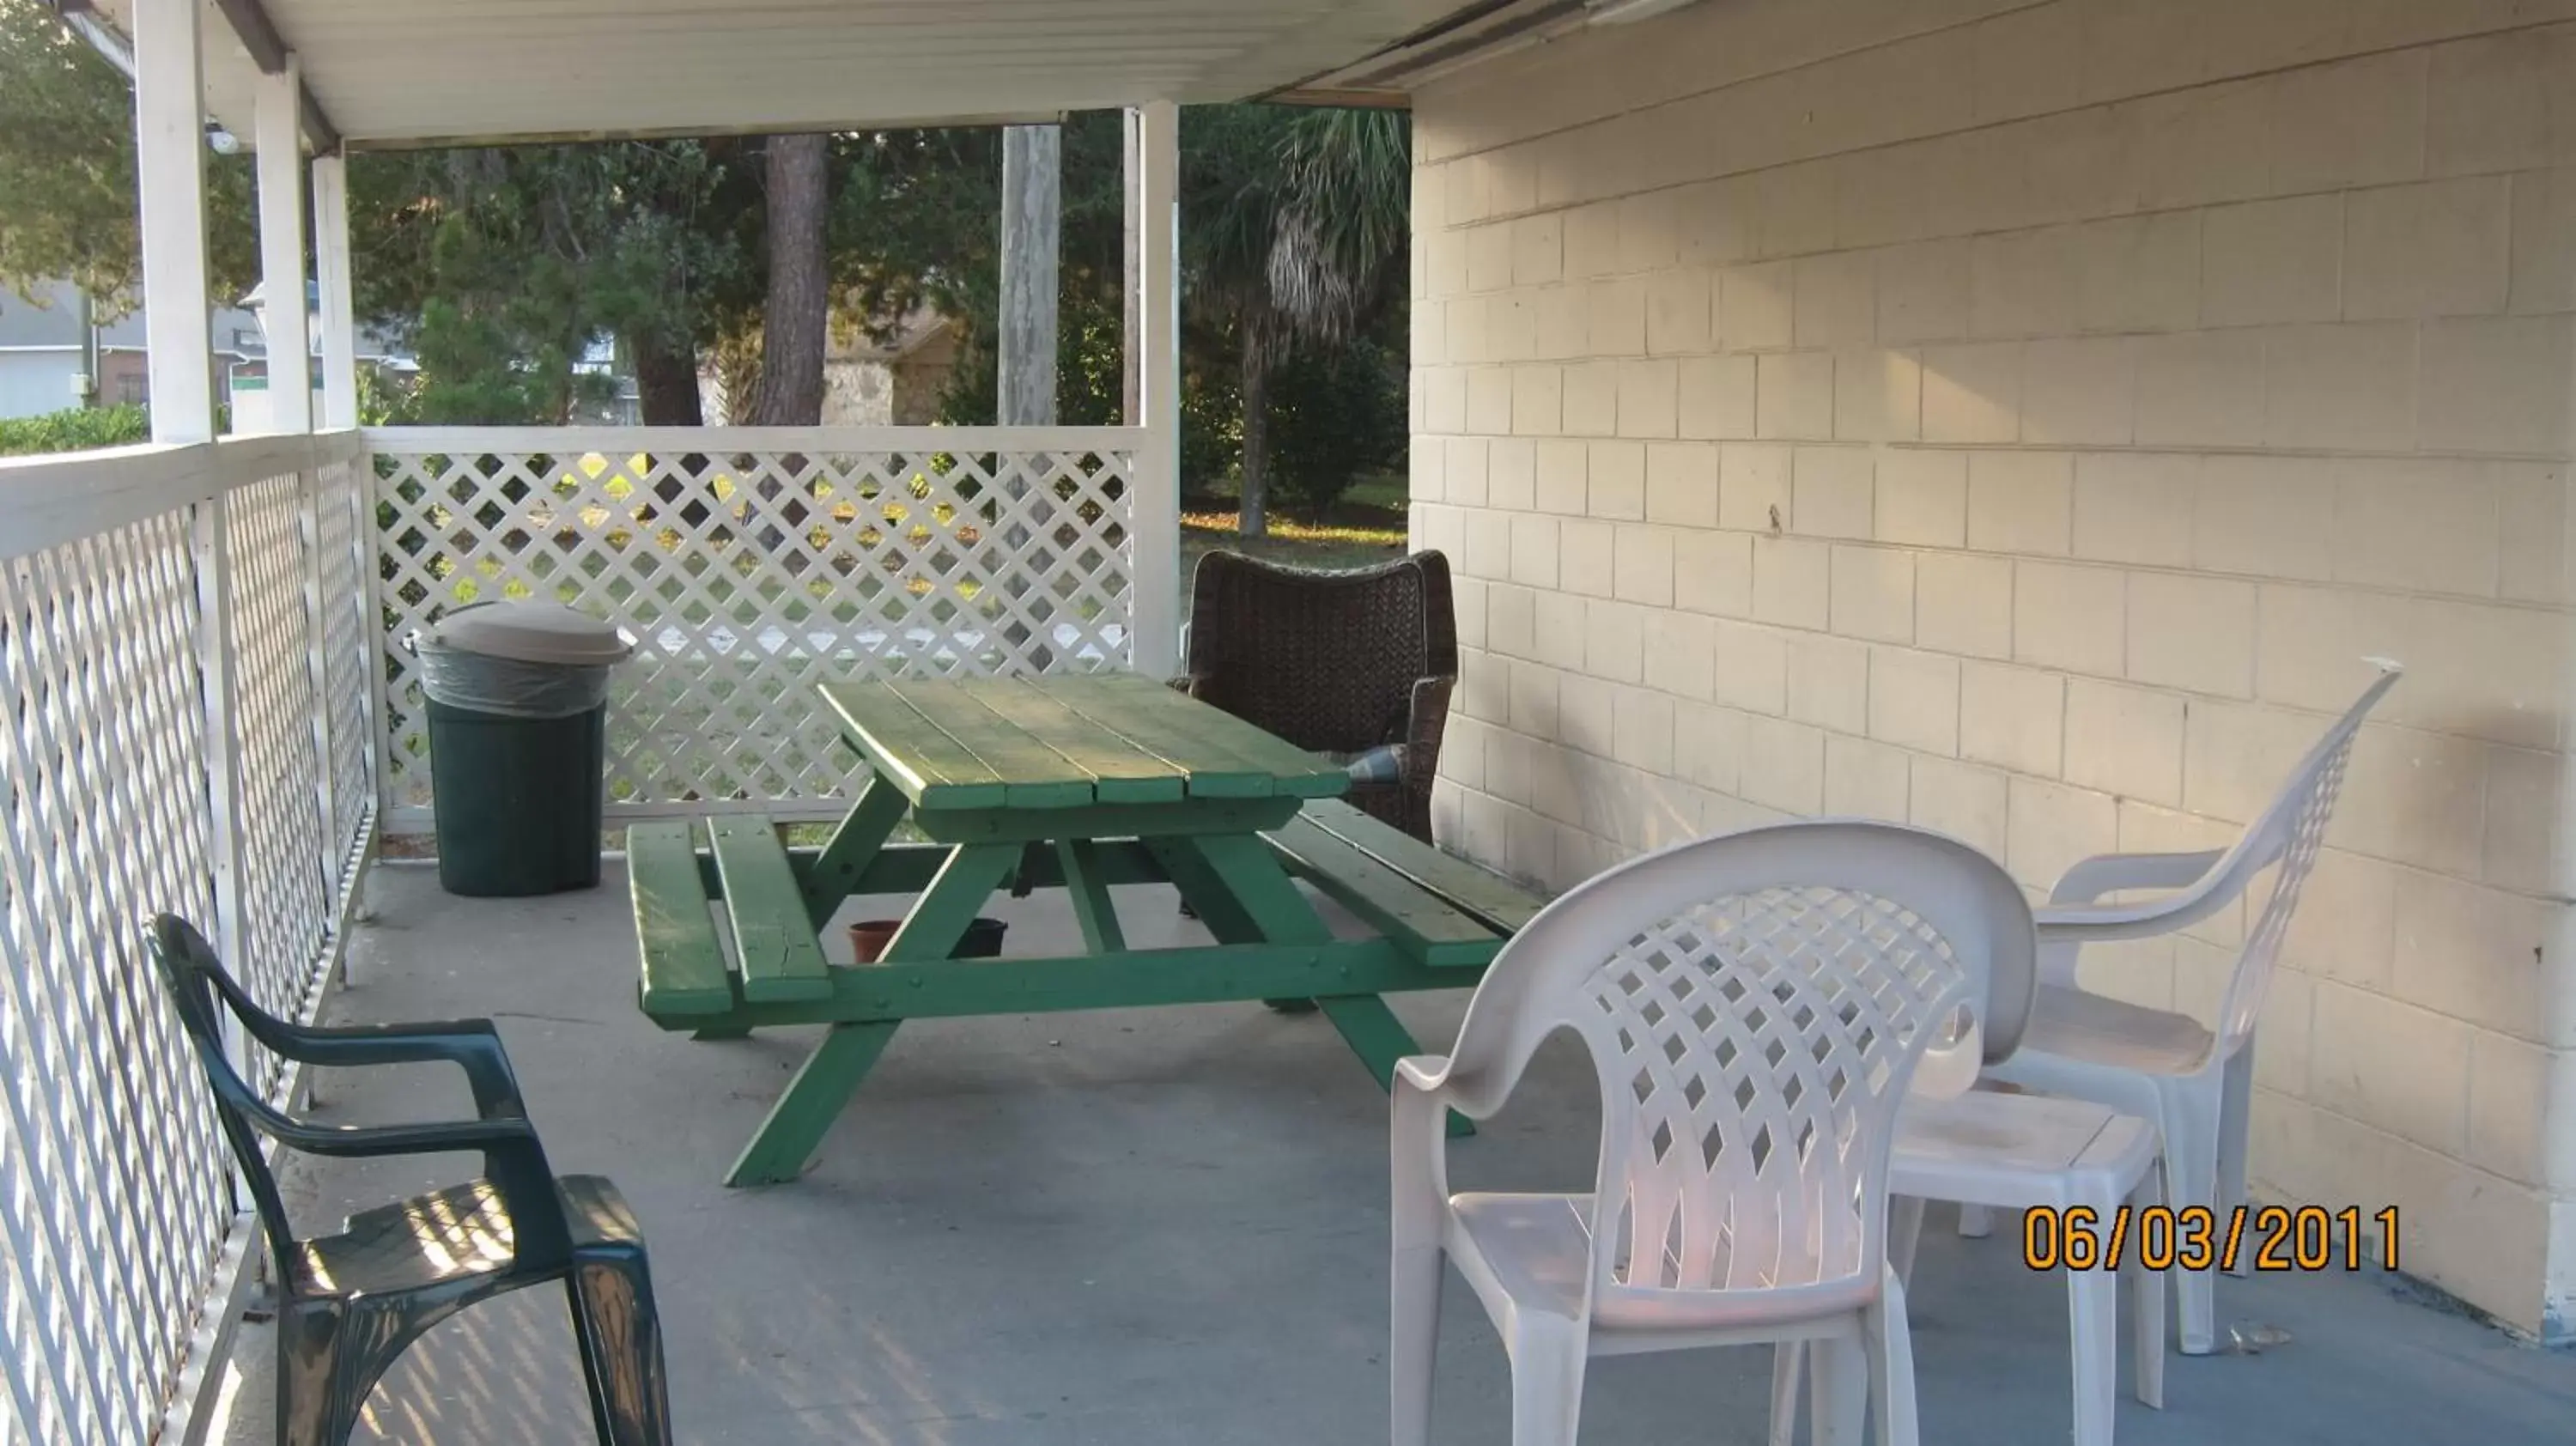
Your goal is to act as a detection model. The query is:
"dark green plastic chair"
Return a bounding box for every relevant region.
[148,914,674,1446]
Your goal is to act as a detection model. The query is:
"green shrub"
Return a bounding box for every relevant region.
[1266,339,1405,519]
[0,403,149,458]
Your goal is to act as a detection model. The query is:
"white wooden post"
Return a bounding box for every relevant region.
[312,155,360,430]
[1130,100,1182,679]
[253,58,312,434]
[132,0,215,442]
[1121,110,1143,426]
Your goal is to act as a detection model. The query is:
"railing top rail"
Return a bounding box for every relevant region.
[363,424,1151,453]
[0,429,366,562]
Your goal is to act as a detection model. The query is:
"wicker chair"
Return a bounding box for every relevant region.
[1176,549,1457,842]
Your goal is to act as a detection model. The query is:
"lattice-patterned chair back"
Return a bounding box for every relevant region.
[1441,821,2033,1322]
[2199,668,2397,1054]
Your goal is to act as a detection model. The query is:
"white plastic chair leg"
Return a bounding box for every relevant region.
[2124,1175,2166,1412]
[2216,1047,2255,1274]
[1504,1321,1587,1446]
[1956,1204,1993,1238]
[2155,1078,2222,1355]
[1889,1196,1927,1288]
[1770,1344,1804,1446]
[1390,1246,1443,1446]
[2067,1250,2119,1446]
[1809,1334,1868,1446]
[1867,1269,1920,1446]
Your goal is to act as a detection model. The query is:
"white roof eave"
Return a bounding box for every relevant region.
[91,0,1457,152]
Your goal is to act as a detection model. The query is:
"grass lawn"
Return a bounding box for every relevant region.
[1180,470,1412,574]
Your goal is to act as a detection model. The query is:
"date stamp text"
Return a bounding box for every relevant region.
[2021,1206,2400,1273]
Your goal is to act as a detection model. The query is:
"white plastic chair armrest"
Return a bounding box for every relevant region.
[1391,1054,1455,1235]
[2044,848,2228,908]
[2032,848,2230,988]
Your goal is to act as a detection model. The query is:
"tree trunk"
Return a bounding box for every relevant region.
[632,333,704,426]
[632,330,712,528]
[997,125,1061,668]
[748,133,829,559]
[998,125,1061,426]
[748,134,829,427]
[1238,333,1271,540]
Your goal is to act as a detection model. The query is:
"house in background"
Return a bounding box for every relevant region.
[698,304,959,425]
[0,277,410,426]
[230,278,414,430]
[0,278,257,417]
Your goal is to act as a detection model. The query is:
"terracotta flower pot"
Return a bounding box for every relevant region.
[847,916,1007,963]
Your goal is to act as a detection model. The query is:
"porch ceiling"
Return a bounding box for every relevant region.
[101,0,1466,150]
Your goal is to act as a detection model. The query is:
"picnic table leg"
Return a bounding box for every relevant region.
[726,1022,898,1186]
[1055,840,1127,953]
[1163,835,1472,1137]
[722,843,1020,1187]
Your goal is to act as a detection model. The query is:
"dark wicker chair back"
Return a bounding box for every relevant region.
[1182,550,1458,841]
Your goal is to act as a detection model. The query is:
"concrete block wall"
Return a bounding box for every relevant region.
[1406,0,2576,1338]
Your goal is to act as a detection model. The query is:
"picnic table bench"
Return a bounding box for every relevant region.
[628,674,1545,1186]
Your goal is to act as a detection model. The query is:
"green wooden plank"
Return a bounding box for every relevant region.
[708,816,835,1002]
[640,939,1463,1031]
[818,682,1009,810]
[883,679,1096,809]
[628,821,735,1018]
[957,678,1188,804]
[1056,675,1347,797]
[1264,817,1501,968]
[911,795,1301,845]
[1040,675,1278,798]
[1299,798,1548,934]
[1055,840,1127,953]
[835,839,1168,894]
[726,1022,897,1187]
[1067,675,1351,798]
[800,774,910,926]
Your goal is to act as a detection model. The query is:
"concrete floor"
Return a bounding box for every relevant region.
[215,860,2576,1445]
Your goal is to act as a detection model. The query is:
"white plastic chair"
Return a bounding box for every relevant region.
[1981,664,2401,1355]
[1774,891,2168,1446]
[1389,821,2036,1446]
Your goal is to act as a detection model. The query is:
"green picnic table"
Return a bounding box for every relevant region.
[628,673,1544,1186]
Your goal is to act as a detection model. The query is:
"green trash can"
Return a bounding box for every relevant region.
[410,601,635,897]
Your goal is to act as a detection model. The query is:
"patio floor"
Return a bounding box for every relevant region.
[215,859,2576,1445]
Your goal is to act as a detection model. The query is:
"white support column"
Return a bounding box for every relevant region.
[253,57,312,434]
[312,155,359,430]
[1130,100,1182,679]
[132,0,215,442]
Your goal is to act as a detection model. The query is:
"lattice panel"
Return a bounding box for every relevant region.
[372,444,1136,814]
[314,460,375,856]
[224,473,334,1098]
[1578,888,1968,1296]
[0,513,230,1446]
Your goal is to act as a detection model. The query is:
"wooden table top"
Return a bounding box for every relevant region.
[819,674,1351,811]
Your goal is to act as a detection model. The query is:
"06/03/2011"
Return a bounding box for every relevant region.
[2021,1204,2400,1273]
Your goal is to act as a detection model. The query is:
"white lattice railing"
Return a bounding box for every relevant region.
[366,426,1167,829]
[0,431,378,1444]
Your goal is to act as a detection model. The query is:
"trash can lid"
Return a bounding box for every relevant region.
[426,601,635,665]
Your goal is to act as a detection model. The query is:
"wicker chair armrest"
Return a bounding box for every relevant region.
[1403,674,1455,762]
